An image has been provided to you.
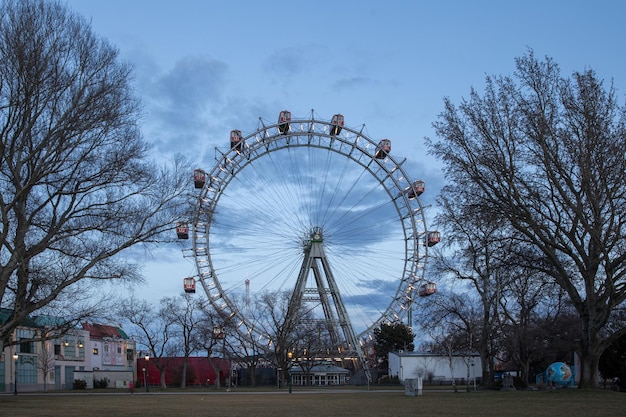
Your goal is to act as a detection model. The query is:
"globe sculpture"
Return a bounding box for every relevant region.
[545,362,572,386]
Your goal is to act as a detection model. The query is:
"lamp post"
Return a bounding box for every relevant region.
[471,359,476,391]
[13,353,18,396]
[144,355,150,392]
[287,352,293,394]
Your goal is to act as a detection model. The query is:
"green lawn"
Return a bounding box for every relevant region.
[0,388,624,417]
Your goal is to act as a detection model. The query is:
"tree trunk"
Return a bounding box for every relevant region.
[181,356,188,388]
[250,364,257,386]
[207,357,221,389]
[160,371,167,389]
[578,330,603,389]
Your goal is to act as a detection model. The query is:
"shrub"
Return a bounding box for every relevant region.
[94,377,109,389]
[513,376,528,388]
[73,379,87,390]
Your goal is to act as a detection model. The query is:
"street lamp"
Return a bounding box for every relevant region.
[13,354,18,396]
[471,359,476,391]
[144,355,150,392]
[287,352,293,394]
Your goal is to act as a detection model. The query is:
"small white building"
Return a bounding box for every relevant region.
[388,351,482,385]
[289,363,350,386]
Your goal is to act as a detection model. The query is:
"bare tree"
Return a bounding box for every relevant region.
[291,320,333,386]
[37,338,55,391]
[226,294,267,387]
[0,0,190,351]
[194,306,235,389]
[427,50,626,387]
[429,193,516,386]
[119,297,175,389]
[498,266,573,383]
[418,292,480,392]
[161,294,203,388]
[254,290,305,386]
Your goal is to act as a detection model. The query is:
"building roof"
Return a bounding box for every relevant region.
[32,315,69,327]
[0,307,40,328]
[289,363,350,375]
[390,350,480,357]
[82,323,129,340]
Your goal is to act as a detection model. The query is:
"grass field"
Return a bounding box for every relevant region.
[1,387,624,417]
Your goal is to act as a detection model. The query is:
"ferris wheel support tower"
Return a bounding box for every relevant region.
[286,227,368,375]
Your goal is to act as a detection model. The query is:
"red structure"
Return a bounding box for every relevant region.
[176,222,189,239]
[183,277,196,293]
[418,281,437,297]
[330,114,344,135]
[137,357,230,387]
[278,110,291,134]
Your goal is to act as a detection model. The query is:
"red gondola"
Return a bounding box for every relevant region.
[427,231,441,247]
[230,129,243,152]
[330,114,344,136]
[193,169,206,189]
[407,180,425,199]
[419,281,437,297]
[183,277,196,293]
[176,222,189,239]
[375,139,391,159]
[278,110,291,134]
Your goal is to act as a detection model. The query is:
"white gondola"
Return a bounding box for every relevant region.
[176,222,189,239]
[278,110,291,134]
[427,231,441,247]
[330,114,344,136]
[407,180,425,199]
[193,169,206,189]
[183,277,196,293]
[375,139,391,159]
[230,129,243,152]
[212,326,225,339]
[419,281,437,297]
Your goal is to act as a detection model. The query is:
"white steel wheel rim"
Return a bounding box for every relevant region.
[191,112,429,346]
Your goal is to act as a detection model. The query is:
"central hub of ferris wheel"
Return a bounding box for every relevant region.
[287,226,367,373]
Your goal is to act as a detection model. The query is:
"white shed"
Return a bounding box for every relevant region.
[388,351,482,385]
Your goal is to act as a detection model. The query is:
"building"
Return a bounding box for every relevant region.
[288,362,350,386]
[44,327,92,390]
[0,309,83,392]
[75,323,135,389]
[388,351,482,385]
[1,308,136,392]
[137,356,230,388]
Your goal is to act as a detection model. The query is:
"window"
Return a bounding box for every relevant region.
[16,328,36,355]
[15,356,38,384]
[20,339,33,354]
[64,336,75,358]
[54,344,61,356]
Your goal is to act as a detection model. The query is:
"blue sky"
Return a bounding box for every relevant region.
[64,0,626,325]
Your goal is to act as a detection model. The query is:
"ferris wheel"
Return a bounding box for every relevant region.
[177,110,439,358]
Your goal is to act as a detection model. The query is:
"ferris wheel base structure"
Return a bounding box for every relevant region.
[178,109,440,377]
